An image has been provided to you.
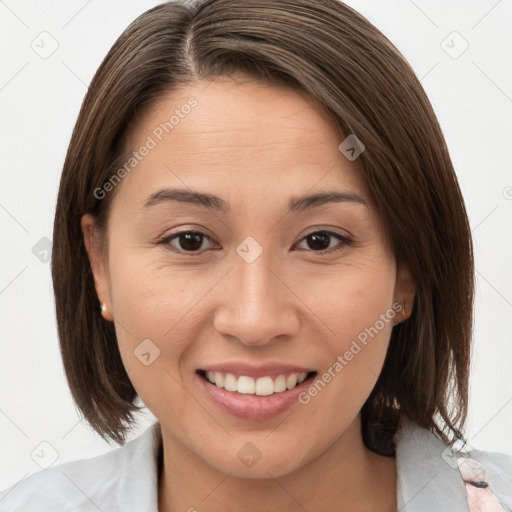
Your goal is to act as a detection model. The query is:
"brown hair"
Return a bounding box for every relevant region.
[52,0,474,453]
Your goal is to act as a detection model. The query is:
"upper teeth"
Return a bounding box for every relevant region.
[205,371,309,396]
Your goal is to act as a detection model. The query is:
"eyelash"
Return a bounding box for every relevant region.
[157,228,353,256]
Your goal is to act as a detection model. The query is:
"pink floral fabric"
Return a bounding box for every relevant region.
[457,456,507,512]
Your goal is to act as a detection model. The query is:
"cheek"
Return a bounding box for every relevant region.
[108,246,216,337]
[105,251,221,409]
[299,251,396,347]
[293,254,397,414]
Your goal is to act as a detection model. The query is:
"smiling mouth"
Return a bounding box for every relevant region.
[196,369,317,396]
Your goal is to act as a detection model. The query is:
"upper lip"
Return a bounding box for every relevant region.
[199,362,316,379]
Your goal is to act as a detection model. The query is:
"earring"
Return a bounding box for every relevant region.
[99,303,113,321]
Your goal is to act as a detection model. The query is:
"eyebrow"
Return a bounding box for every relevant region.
[141,187,367,213]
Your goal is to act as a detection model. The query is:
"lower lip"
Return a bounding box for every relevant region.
[195,372,315,421]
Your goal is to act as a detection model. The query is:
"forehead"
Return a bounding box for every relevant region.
[115,75,371,208]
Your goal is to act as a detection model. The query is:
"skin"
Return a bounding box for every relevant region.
[82,74,416,512]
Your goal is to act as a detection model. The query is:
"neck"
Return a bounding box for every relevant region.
[158,415,397,512]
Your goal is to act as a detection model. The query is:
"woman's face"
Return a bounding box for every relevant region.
[82,75,414,478]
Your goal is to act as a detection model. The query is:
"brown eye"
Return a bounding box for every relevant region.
[162,231,216,253]
[295,230,352,254]
[159,228,352,256]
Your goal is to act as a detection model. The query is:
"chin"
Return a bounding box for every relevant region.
[213,452,305,480]
[195,433,317,480]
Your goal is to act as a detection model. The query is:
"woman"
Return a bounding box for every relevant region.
[1,0,510,511]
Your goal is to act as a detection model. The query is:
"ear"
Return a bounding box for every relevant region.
[81,213,113,321]
[393,262,416,325]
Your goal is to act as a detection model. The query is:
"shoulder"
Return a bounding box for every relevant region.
[457,448,512,511]
[0,422,161,512]
[395,419,512,512]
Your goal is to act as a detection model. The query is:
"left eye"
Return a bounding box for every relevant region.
[159,229,352,255]
[295,230,352,253]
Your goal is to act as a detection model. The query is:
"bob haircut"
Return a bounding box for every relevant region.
[52,0,474,454]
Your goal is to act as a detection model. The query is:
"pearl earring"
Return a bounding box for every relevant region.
[99,303,113,321]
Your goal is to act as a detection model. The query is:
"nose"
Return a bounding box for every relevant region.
[213,245,300,346]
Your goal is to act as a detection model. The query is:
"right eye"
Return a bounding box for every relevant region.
[159,230,218,254]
